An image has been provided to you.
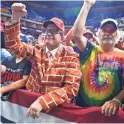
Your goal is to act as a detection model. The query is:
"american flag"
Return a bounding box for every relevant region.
[1,89,124,123]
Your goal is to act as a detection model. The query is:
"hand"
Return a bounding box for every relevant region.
[11,3,27,21]
[84,0,96,6]
[0,87,4,97]
[37,34,45,45]
[1,65,6,75]
[27,99,42,119]
[101,100,119,116]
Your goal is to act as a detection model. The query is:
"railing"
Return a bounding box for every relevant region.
[1,89,124,123]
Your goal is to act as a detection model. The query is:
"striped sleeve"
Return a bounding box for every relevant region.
[5,22,34,58]
[39,54,82,112]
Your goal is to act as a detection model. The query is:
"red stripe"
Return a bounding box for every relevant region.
[9,89,41,108]
[8,89,124,123]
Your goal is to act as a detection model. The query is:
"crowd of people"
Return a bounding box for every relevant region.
[1,0,124,121]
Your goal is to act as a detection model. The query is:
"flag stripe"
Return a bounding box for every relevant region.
[1,101,70,123]
[1,116,14,123]
[9,89,41,108]
[1,89,124,123]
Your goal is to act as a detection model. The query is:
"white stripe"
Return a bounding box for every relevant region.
[1,101,73,123]
[41,81,60,84]
[45,74,64,77]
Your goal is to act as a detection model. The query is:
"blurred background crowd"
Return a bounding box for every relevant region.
[1,1,124,54]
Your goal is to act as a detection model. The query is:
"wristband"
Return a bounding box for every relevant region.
[112,98,121,104]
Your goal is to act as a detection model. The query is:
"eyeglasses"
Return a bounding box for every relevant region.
[45,28,61,35]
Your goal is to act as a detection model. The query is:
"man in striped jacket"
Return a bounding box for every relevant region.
[5,3,82,119]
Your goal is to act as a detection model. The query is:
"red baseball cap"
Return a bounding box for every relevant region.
[83,29,93,37]
[43,17,65,32]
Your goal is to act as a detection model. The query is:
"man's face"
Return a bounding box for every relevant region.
[83,33,93,40]
[44,24,62,48]
[98,23,117,45]
[116,41,124,50]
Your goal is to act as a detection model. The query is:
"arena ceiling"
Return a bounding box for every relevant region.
[6,1,124,9]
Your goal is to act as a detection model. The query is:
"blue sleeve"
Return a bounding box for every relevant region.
[24,35,30,43]
[73,41,98,64]
[1,49,12,63]
[74,41,94,57]
[2,56,13,66]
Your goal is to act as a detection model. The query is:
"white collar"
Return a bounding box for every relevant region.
[46,47,59,58]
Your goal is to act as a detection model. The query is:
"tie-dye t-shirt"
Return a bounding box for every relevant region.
[74,41,124,107]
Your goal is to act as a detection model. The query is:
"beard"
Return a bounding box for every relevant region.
[101,39,113,44]
[100,36,115,44]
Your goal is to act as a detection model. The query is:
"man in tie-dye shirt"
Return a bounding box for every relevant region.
[70,0,124,117]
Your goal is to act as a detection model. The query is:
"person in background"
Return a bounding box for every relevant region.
[27,31,35,46]
[1,65,6,76]
[115,31,124,51]
[116,39,124,51]
[0,53,32,100]
[66,28,98,47]
[83,29,98,44]
[20,32,30,43]
[1,48,12,63]
[1,22,12,63]
[37,34,45,46]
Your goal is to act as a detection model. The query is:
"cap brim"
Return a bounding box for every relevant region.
[43,20,54,28]
[100,21,117,29]
[84,32,93,35]
[83,31,93,37]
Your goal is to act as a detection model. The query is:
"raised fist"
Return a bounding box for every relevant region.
[11,3,27,21]
[84,0,96,6]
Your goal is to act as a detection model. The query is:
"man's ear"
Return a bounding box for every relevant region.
[60,31,65,40]
[61,35,66,45]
